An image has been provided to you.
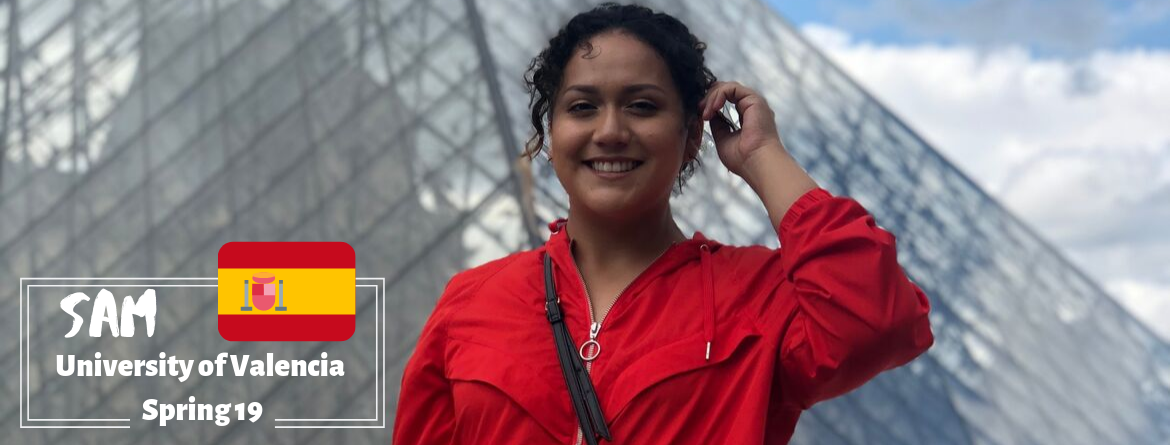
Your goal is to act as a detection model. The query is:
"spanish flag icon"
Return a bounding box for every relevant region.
[217,242,356,341]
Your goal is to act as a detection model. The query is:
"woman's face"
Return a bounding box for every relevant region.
[549,31,701,222]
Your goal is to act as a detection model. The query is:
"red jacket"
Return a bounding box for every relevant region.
[394,188,934,444]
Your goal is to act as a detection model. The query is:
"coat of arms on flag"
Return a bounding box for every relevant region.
[217,242,356,341]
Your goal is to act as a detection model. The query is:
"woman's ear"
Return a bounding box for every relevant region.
[684,117,704,162]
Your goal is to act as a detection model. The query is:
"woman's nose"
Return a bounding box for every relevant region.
[593,107,629,148]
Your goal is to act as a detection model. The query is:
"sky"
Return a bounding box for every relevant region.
[766,0,1170,341]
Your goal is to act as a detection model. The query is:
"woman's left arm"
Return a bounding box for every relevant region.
[768,187,934,408]
[702,81,935,409]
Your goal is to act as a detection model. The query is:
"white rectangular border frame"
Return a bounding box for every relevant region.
[19,277,387,430]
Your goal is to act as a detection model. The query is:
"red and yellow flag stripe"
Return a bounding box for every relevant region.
[217,242,356,341]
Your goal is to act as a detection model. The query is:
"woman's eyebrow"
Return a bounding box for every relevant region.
[562,84,666,95]
[623,84,666,94]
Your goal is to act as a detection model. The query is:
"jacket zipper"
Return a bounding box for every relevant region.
[570,242,676,445]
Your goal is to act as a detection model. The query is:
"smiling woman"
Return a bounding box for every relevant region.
[394,3,935,445]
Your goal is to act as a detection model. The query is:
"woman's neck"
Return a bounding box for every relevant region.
[564,204,687,276]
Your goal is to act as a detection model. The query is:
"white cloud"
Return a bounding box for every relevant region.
[1108,278,1170,327]
[801,23,1170,340]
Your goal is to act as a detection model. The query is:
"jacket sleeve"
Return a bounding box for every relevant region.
[773,188,934,409]
[392,275,463,444]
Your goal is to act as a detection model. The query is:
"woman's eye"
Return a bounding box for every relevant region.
[630,101,658,112]
[568,103,595,112]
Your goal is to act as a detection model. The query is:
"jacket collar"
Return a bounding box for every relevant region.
[543,218,720,361]
[543,218,720,264]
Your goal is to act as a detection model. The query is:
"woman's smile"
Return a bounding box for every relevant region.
[583,157,645,177]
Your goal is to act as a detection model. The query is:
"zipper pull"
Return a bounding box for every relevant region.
[580,322,602,362]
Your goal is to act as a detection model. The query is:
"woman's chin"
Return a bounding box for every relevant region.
[573,191,659,222]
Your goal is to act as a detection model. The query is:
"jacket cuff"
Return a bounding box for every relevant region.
[778,187,833,237]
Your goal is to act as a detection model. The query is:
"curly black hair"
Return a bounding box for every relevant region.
[523,2,717,189]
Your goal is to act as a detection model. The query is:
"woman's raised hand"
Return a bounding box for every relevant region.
[698,81,788,178]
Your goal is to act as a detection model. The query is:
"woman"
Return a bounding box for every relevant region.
[394,3,933,444]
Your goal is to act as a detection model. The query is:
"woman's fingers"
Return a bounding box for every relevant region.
[710,111,734,139]
[702,81,755,121]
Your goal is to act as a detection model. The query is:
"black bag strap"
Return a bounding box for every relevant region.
[544,252,612,444]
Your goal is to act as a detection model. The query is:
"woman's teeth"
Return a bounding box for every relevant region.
[588,161,640,173]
